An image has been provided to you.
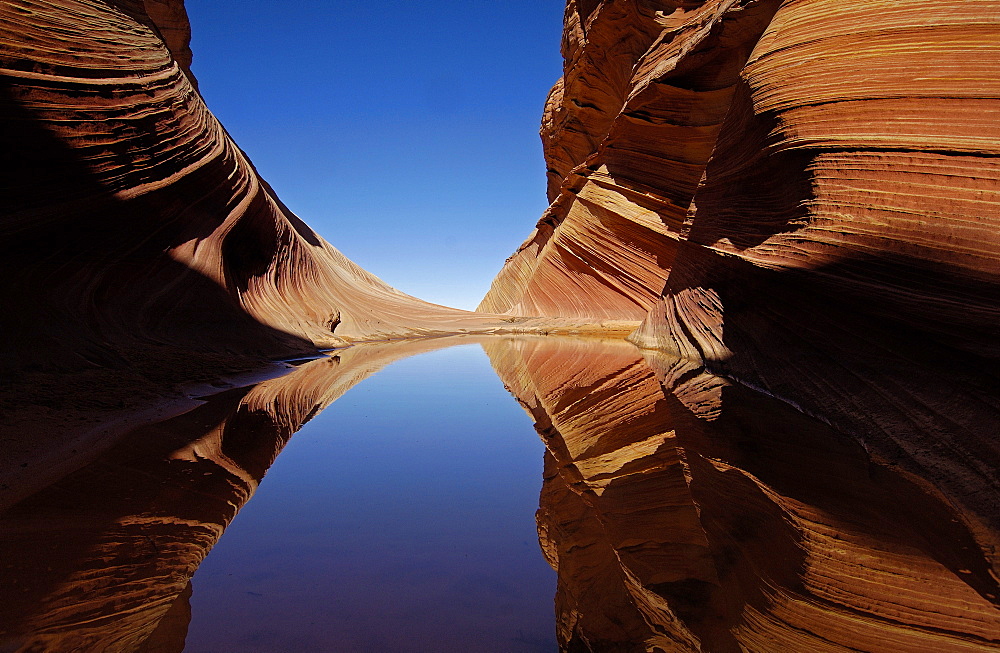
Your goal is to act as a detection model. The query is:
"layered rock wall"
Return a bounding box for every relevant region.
[479,0,785,319]
[486,0,1000,329]
[630,0,1000,576]
[0,0,501,380]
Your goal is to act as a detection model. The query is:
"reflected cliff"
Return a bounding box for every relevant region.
[2,336,999,652]
[485,336,1000,652]
[0,337,505,652]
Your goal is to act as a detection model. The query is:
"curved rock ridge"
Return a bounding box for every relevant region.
[484,336,1000,652]
[0,337,471,652]
[0,0,512,381]
[479,0,785,319]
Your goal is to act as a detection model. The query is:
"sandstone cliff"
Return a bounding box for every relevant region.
[480,0,786,319]
[485,0,1000,583]
[0,0,508,382]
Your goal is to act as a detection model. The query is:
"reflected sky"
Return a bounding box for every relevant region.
[183,343,556,652]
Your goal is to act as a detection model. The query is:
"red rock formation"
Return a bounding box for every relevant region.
[0,0,510,382]
[141,0,197,87]
[628,0,1000,579]
[486,336,1000,651]
[487,0,1000,584]
[479,0,785,319]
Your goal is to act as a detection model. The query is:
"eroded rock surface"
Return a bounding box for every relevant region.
[486,336,1000,652]
[480,0,785,319]
[0,0,511,383]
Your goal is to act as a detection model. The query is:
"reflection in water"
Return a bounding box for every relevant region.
[181,342,555,652]
[486,337,1000,652]
[0,337,537,652]
[1,336,999,651]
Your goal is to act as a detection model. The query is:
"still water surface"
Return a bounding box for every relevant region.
[2,335,999,652]
[184,343,556,652]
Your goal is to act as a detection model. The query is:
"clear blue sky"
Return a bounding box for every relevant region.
[185,1,565,310]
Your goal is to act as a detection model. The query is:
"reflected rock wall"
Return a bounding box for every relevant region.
[486,337,1000,652]
[484,0,1000,587]
[0,0,501,381]
[0,337,468,652]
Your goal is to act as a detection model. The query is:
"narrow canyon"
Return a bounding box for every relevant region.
[1,0,998,651]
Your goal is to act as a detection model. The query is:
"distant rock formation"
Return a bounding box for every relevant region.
[484,0,1000,581]
[0,0,505,381]
[486,336,1000,651]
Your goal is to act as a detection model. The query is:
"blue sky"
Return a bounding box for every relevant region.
[185,1,565,309]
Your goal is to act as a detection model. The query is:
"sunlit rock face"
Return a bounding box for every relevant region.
[486,337,1000,652]
[0,0,500,379]
[0,338,465,651]
[479,0,785,319]
[485,0,1000,586]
